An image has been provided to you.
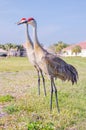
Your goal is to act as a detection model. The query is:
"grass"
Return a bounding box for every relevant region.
[4,104,20,114]
[27,122,54,130]
[0,95,14,103]
[0,57,33,72]
[0,57,86,130]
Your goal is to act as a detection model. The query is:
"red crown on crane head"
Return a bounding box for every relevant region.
[21,18,27,21]
[28,17,34,22]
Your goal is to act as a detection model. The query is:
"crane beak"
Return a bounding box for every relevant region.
[17,20,27,25]
[17,22,21,25]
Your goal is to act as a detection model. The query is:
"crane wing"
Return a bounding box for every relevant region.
[41,53,78,84]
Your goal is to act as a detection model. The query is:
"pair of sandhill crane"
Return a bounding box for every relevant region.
[17,18,78,112]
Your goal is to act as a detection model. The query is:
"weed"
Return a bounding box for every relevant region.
[0,95,14,102]
[4,104,20,114]
[27,121,54,130]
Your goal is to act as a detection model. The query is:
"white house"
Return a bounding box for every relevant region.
[0,48,7,53]
[0,48,7,56]
[62,41,86,57]
[7,48,18,56]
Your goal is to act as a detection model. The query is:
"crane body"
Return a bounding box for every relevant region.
[27,17,78,112]
[17,18,46,96]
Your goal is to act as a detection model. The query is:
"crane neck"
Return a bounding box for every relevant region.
[25,24,33,48]
[33,25,39,43]
[33,24,43,49]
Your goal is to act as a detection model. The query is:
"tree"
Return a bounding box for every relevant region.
[49,41,69,54]
[55,41,68,53]
[72,45,81,55]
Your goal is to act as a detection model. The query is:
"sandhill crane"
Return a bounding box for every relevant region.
[17,18,46,96]
[27,17,78,112]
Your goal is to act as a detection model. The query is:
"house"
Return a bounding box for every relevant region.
[8,48,26,57]
[0,48,7,57]
[62,41,86,57]
[7,48,20,56]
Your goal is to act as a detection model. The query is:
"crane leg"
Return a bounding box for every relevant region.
[37,70,40,95]
[53,79,60,113]
[50,78,54,111]
[40,69,47,96]
[35,66,40,95]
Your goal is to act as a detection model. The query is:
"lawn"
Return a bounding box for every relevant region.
[0,57,86,130]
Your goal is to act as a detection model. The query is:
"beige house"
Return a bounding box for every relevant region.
[63,41,86,57]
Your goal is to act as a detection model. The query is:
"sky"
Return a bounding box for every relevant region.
[0,0,86,46]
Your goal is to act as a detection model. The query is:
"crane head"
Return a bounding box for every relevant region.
[17,18,27,25]
[27,17,36,27]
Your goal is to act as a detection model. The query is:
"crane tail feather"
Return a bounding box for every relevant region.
[67,64,78,85]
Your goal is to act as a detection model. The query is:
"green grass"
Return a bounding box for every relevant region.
[0,57,86,130]
[0,95,14,102]
[4,104,20,114]
[27,122,54,130]
[0,57,33,72]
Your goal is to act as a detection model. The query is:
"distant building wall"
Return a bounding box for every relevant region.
[62,42,86,57]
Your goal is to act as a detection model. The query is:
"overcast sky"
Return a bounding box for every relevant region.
[0,0,86,46]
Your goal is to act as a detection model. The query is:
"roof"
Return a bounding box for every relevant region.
[77,41,86,49]
[63,41,86,51]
